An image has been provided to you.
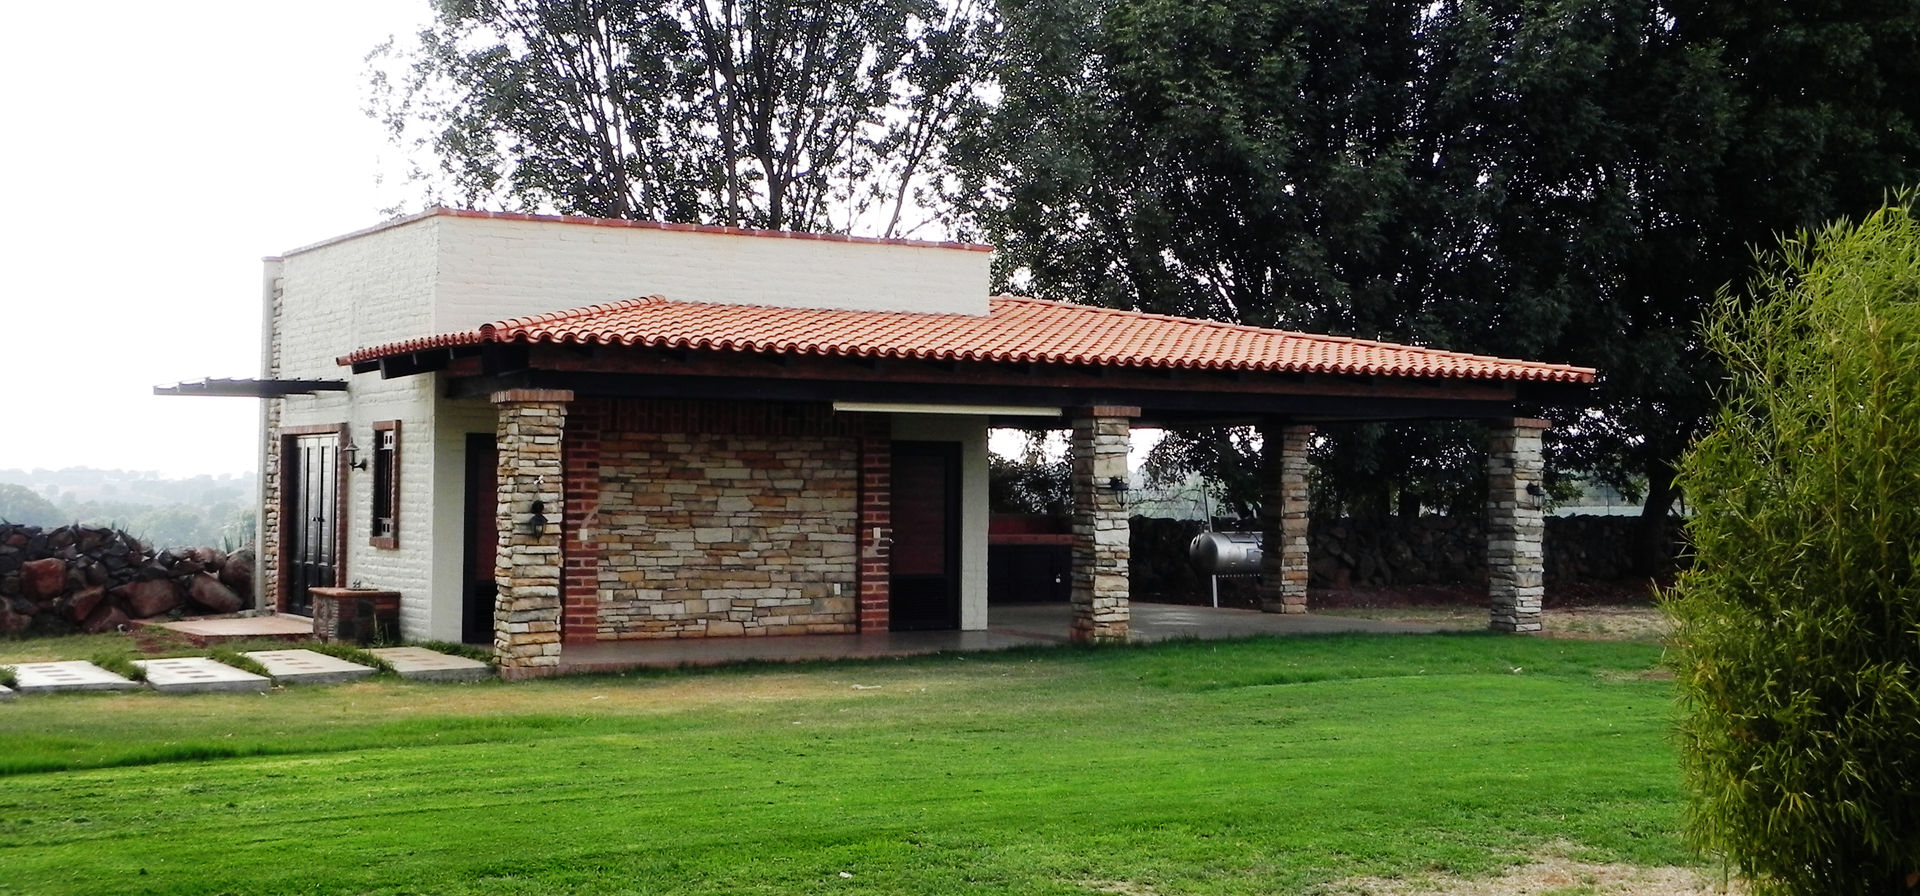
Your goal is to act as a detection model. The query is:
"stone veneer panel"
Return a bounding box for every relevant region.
[1259,422,1314,614]
[1487,417,1550,633]
[493,390,570,676]
[590,404,862,639]
[1070,407,1135,642]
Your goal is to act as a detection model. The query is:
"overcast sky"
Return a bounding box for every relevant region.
[0,2,428,477]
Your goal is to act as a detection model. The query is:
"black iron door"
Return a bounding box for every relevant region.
[890,441,962,631]
[285,432,341,616]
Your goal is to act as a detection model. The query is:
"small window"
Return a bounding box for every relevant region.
[370,421,400,548]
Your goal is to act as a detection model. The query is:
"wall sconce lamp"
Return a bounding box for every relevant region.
[1525,483,1545,498]
[1106,476,1130,493]
[342,438,368,471]
[527,500,549,533]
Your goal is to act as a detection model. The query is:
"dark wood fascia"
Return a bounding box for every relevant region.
[443,369,1526,422]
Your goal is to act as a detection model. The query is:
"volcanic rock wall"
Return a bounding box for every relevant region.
[0,524,255,635]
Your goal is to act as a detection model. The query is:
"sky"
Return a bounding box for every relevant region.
[0,2,430,477]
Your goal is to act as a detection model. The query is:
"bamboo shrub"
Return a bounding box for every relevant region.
[1669,195,1920,896]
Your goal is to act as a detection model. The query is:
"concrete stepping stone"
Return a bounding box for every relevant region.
[243,649,376,685]
[11,661,142,693]
[0,683,15,702]
[367,647,493,682]
[132,657,270,694]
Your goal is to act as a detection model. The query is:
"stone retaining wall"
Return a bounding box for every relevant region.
[0,523,255,635]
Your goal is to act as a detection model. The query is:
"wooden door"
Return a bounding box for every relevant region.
[461,433,500,645]
[285,432,341,616]
[889,442,961,631]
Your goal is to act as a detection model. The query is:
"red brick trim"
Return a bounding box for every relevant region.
[490,388,576,405]
[857,415,892,633]
[562,400,604,645]
[369,420,400,550]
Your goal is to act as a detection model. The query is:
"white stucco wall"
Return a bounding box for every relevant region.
[265,211,996,641]
[270,221,444,639]
[890,415,990,631]
[426,214,992,328]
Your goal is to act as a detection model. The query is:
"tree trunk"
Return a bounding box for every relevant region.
[1633,462,1678,577]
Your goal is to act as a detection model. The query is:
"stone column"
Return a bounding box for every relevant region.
[1259,422,1314,614]
[1070,406,1137,642]
[492,389,573,677]
[1487,417,1549,633]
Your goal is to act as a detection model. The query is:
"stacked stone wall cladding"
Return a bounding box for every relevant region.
[493,390,570,675]
[1487,418,1549,633]
[259,272,285,611]
[1258,422,1314,614]
[581,400,864,639]
[1070,408,1134,642]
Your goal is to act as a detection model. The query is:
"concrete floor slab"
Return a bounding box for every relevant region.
[367,647,493,682]
[243,649,377,685]
[133,657,270,694]
[12,661,142,693]
[553,601,1468,675]
[147,614,315,645]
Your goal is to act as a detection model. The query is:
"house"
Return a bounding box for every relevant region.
[231,209,1591,677]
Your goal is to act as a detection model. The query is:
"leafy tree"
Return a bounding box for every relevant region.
[1668,197,1920,896]
[987,432,1070,516]
[966,0,1920,554]
[372,0,994,236]
[966,0,1696,520]
[0,484,64,527]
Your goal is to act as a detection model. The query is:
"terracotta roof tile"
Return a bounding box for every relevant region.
[340,296,1595,383]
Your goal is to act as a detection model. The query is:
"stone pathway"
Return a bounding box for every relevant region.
[367,647,493,682]
[133,657,271,695]
[2,647,489,697]
[244,649,377,685]
[12,660,144,694]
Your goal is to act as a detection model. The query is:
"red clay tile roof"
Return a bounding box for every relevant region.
[339,295,1595,383]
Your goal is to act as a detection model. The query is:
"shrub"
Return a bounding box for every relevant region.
[1668,195,1920,895]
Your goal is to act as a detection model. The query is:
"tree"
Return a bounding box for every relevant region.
[371,0,994,236]
[965,0,1698,519]
[1668,197,1920,896]
[0,483,64,527]
[965,0,1920,551]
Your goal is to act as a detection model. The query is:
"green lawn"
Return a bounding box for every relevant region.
[0,634,1684,895]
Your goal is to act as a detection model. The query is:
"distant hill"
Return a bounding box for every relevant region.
[0,468,258,550]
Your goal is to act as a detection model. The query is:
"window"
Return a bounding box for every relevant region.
[370,420,400,548]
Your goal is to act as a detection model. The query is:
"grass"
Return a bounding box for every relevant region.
[0,633,1684,895]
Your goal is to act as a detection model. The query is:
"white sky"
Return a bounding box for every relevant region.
[0,2,429,477]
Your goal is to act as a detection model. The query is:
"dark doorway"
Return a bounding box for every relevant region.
[461,433,500,645]
[284,430,342,617]
[890,441,962,631]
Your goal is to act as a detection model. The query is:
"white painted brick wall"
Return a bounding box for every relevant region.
[264,211,996,643]
[430,215,991,329]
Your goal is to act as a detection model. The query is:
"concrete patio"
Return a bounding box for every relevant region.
[553,601,1471,674]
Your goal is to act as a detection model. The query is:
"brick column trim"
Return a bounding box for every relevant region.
[1070,408,1135,642]
[1259,422,1314,614]
[857,415,891,634]
[492,390,573,677]
[1488,417,1550,634]
[561,400,603,646]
